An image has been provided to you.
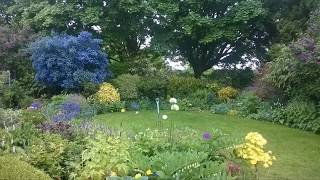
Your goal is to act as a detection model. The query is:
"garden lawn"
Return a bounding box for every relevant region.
[94,111,320,180]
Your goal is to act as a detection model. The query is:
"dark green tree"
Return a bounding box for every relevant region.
[151,0,273,78]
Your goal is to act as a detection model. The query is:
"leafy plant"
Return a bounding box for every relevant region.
[27,133,68,178]
[112,74,140,100]
[74,133,132,179]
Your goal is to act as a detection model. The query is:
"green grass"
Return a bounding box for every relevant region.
[94,111,320,180]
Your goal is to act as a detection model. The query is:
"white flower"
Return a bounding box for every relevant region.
[169,98,177,104]
[162,115,168,120]
[135,111,139,114]
[171,104,180,111]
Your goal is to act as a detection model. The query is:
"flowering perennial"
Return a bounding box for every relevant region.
[236,132,276,168]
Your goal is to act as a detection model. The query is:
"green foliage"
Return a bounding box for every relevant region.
[21,110,46,125]
[208,68,255,89]
[152,0,270,77]
[0,108,21,128]
[266,45,320,101]
[0,155,51,180]
[74,133,132,179]
[81,82,99,98]
[0,81,33,109]
[211,103,231,115]
[151,151,208,178]
[237,92,262,116]
[27,133,68,178]
[167,76,206,98]
[272,100,320,133]
[138,73,168,99]
[112,74,140,100]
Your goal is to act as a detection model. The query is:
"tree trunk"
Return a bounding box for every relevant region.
[193,67,205,79]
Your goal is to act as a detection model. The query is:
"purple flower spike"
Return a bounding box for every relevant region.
[202,132,212,140]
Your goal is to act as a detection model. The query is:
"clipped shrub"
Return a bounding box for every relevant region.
[0,155,51,180]
[217,87,238,101]
[167,75,206,98]
[112,74,140,100]
[96,83,121,104]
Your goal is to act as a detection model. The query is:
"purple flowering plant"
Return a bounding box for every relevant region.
[202,132,212,140]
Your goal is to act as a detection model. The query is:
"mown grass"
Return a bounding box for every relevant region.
[94,111,320,180]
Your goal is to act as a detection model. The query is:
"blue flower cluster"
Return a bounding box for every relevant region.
[30,31,110,91]
[52,102,81,122]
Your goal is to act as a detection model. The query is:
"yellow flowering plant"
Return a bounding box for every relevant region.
[217,86,238,101]
[236,132,276,169]
[96,83,120,104]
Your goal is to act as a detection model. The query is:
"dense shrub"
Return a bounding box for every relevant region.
[30,31,110,92]
[0,155,51,180]
[0,81,33,109]
[167,75,206,98]
[217,86,238,102]
[237,92,261,116]
[112,74,140,100]
[266,44,320,101]
[27,133,68,178]
[96,83,120,104]
[138,73,168,99]
[207,68,254,89]
[272,100,320,133]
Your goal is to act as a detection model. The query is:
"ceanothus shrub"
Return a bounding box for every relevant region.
[30,31,110,91]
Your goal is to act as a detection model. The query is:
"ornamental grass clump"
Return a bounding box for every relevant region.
[236,132,276,169]
[96,83,120,104]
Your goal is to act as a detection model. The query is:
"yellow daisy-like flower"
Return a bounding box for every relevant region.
[134,173,142,179]
[146,169,152,176]
[121,108,126,112]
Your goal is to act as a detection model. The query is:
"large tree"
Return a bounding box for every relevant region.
[5,0,156,63]
[151,0,273,78]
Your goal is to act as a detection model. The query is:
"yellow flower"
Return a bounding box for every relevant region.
[146,169,152,176]
[134,173,142,179]
[236,132,276,169]
[110,171,117,176]
[121,108,126,112]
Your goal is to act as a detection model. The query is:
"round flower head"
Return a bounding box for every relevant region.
[171,104,180,111]
[202,132,212,140]
[146,169,152,176]
[121,108,126,113]
[169,98,177,104]
[134,173,142,179]
[162,115,168,120]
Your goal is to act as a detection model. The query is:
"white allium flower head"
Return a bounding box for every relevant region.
[162,114,168,120]
[171,104,180,111]
[169,98,177,104]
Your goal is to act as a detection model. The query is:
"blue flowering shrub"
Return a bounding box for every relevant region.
[30,31,110,91]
